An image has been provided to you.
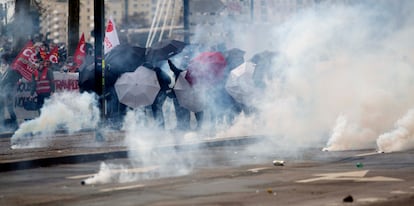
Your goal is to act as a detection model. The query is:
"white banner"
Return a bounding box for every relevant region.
[13,72,79,121]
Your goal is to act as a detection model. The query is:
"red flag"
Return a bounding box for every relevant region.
[11,41,40,80]
[73,33,86,70]
[46,46,59,64]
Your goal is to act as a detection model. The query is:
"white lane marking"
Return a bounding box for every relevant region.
[354,176,404,182]
[354,151,380,157]
[66,166,159,180]
[100,184,145,192]
[390,190,411,194]
[357,197,387,203]
[247,167,271,173]
[296,170,403,183]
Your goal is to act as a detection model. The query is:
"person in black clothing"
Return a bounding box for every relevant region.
[167,59,191,130]
[0,53,19,130]
[142,62,172,129]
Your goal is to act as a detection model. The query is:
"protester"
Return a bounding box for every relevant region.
[0,53,19,130]
[167,59,191,130]
[216,48,246,125]
[31,56,55,113]
[142,62,172,129]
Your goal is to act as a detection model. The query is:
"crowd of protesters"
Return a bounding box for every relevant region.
[0,34,79,132]
[0,33,278,133]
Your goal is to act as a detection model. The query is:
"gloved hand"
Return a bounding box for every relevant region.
[168,59,181,75]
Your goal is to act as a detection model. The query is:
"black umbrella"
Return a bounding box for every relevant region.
[250,50,278,88]
[78,63,123,93]
[104,44,147,87]
[146,39,186,63]
[78,63,96,93]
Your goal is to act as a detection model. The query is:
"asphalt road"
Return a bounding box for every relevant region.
[0,139,413,206]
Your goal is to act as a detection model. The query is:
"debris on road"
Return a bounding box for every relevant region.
[343,195,354,203]
[273,160,285,166]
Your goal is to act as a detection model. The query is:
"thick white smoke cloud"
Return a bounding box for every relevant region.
[377,109,414,153]
[216,1,414,153]
[11,92,100,148]
[50,1,414,184]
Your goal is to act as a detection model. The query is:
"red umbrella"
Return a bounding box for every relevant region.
[185,52,227,86]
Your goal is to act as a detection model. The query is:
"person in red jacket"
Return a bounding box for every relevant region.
[31,58,55,112]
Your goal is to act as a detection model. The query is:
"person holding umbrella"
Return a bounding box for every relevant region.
[143,62,172,129]
[167,59,191,130]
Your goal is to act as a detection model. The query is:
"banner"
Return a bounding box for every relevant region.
[73,33,86,71]
[14,72,79,120]
[10,41,39,81]
[104,17,120,54]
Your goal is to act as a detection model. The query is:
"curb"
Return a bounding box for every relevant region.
[0,135,263,172]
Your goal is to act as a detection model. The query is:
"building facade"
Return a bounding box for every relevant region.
[35,0,353,47]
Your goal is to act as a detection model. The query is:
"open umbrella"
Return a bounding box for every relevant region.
[185,51,227,86]
[78,63,95,92]
[105,44,147,86]
[105,44,147,75]
[225,61,257,105]
[173,71,205,112]
[114,66,160,108]
[146,39,186,63]
[77,63,120,93]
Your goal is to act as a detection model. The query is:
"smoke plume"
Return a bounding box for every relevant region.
[11,92,100,148]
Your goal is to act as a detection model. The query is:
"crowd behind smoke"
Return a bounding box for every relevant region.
[4,1,414,183]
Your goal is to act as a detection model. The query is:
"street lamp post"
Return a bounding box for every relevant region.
[94,0,105,119]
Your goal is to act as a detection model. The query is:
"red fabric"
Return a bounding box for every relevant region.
[185,52,227,86]
[35,68,52,94]
[11,41,39,81]
[73,33,86,71]
[45,46,59,64]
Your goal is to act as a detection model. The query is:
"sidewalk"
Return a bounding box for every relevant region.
[0,130,262,172]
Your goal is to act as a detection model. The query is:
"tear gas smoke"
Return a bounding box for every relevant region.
[11,92,100,148]
[86,1,414,184]
[220,1,414,154]
[377,109,414,153]
[82,162,159,185]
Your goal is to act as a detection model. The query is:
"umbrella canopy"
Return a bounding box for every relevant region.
[105,44,146,74]
[114,66,161,108]
[146,39,186,63]
[78,63,95,92]
[174,71,205,112]
[250,50,277,65]
[77,63,120,93]
[105,44,147,85]
[185,51,227,86]
[225,61,257,105]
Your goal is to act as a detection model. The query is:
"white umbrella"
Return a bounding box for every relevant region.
[225,61,257,105]
[173,71,205,112]
[114,66,160,108]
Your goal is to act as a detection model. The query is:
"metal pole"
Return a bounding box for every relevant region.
[183,0,189,44]
[94,0,105,118]
[250,0,254,21]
